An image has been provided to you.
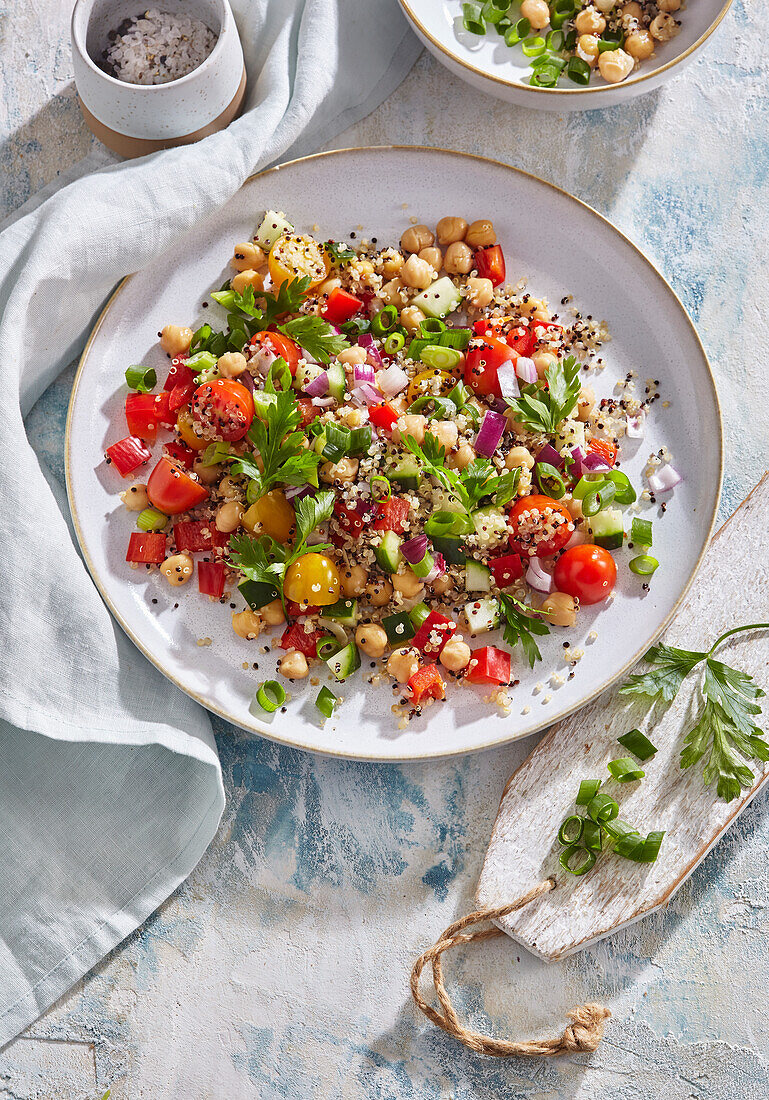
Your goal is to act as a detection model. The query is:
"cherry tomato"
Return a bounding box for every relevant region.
[242,489,296,543]
[283,552,340,606]
[506,322,536,358]
[146,456,208,514]
[321,287,363,324]
[474,244,506,287]
[296,397,321,428]
[191,378,254,442]
[250,330,301,375]
[553,544,617,605]
[508,494,573,558]
[587,438,618,467]
[464,336,516,398]
[176,407,209,451]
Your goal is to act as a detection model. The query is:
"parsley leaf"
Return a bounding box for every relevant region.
[505,355,582,433]
[620,643,706,703]
[402,433,517,516]
[498,594,551,668]
[293,491,335,550]
[215,276,312,331]
[278,315,350,364]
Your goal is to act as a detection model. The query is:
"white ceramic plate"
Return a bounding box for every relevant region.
[66,147,722,760]
[398,0,732,110]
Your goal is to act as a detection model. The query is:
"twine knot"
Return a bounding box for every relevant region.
[561,1004,612,1053]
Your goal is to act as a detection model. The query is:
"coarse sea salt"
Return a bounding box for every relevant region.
[104,9,217,85]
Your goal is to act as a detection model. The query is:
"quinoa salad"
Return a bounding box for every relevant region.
[461,0,683,87]
[106,210,682,724]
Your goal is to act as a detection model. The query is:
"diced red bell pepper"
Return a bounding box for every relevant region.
[168,380,196,414]
[588,438,617,467]
[412,610,457,657]
[152,390,174,427]
[296,398,321,428]
[407,664,446,705]
[368,402,399,432]
[334,500,374,538]
[474,244,506,287]
[488,552,525,589]
[198,560,227,598]
[165,356,194,389]
[286,600,321,618]
[173,520,229,553]
[373,497,410,534]
[465,646,511,685]
[106,436,152,477]
[126,531,167,563]
[125,393,159,443]
[506,323,536,358]
[321,287,364,324]
[279,623,324,658]
[163,440,196,468]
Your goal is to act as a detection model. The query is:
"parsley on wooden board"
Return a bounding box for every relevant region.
[498,594,551,668]
[620,623,769,802]
[505,355,581,433]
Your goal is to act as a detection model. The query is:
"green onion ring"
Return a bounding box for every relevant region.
[557,815,584,845]
[582,480,616,516]
[383,330,406,355]
[587,791,619,824]
[575,778,602,805]
[522,35,547,56]
[617,728,657,761]
[315,686,338,719]
[535,461,567,498]
[559,845,596,876]
[607,757,646,783]
[256,680,285,713]
[316,637,342,661]
[629,555,659,576]
[638,830,665,863]
[581,820,603,851]
[420,344,461,370]
[369,475,392,501]
[420,317,447,337]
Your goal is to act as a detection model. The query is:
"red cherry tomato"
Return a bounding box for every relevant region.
[464,336,516,398]
[321,287,363,324]
[587,438,618,467]
[191,378,254,442]
[508,494,573,558]
[474,244,506,287]
[296,397,321,428]
[146,456,209,514]
[553,544,617,605]
[506,322,536,358]
[249,330,301,374]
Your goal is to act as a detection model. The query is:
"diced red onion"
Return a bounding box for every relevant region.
[497,361,520,402]
[350,382,380,407]
[424,553,446,585]
[358,332,385,369]
[250,344,276,376]
[284,483,315,501]
[239,369,255,393]
[535,442,564,469]
[311,395,335,407]
[626,414,646,439]
[378,364,409,397]
[526,557,554,594]
[582,451,612,472]
[515,356,537,384]
[565,527,588,550]
[304,370,329,397]
[354,364,376,385]
[648,464,682,493]
[571,446,585,479]
[475,410,506,457]
[402,534,428,565]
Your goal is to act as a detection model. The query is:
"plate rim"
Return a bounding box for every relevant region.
[398,0,734,99]
[64,145,724,761]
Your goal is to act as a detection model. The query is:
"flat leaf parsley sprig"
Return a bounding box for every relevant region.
[505,355,581,434]
[620,623,769,802]
[403,432,520,513]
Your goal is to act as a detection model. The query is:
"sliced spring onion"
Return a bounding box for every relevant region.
[572,472,608,500]
[522,35,547,56]
[559,845,596,876]
[607,757,646,783]
[607,470,637,505]
[125,365,157,393]
[504,16,530,44]
[630,517,653,546]
[256,680,285,713]
[316,636,342,660]
[587,791,619,824]
[420,318,447,337]
[384,330,405,355]
[581,820,603,851]
[613,831,646,860]
[617,728,657,761]
[629,554,659,576]
[582,480,616,517]
[420,344,461,370]
[558,815,584,845]
[409,601,431,629]
[462,1,486,34]
[136,508,167,532]
[536,462,567,498]
[425,510,475,538]
[315,686,338,719]
[575,778,602,805]
[566,56,591,84]
[638,830,665,863]
[597,37,621,52]
[546,28,565,50]
[371,304,398,336]
[530,67,559,87]
[439,327,472,350]
[482,0,509,23]
[370,474,392,500]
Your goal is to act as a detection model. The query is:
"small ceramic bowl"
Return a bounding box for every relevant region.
[71,0,246,157]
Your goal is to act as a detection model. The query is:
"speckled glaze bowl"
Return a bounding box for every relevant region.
[71,0,246,157]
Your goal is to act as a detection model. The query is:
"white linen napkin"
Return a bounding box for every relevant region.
[0,0,419,1048]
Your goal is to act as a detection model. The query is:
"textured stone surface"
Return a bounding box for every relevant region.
[3,0,769,1094]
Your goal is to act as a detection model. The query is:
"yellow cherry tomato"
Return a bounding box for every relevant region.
[242,489,296,543]
[406,368,456,405]
[176,407,209,451]
[283,553,340,606]
[268,233,330,289]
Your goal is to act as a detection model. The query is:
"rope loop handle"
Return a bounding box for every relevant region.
[410,879,610,1058]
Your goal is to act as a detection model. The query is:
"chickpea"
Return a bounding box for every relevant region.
[429,420,458,450]
[367,579,393,606]
[192,458,222,486]
[439,638,472,672]
[657,0,680,10]
[418,246,443,273]
[622,1,643,17]
[231,608,263,639]
[599,48,634,82]
[337,345,368,366]
[594,0,616,10]
[320,457,359,484]
[218,475,246,501]
[401,253,435,290]
[338,405,366,429]
[465,277,494,309]
[649,12,679,39]
[217,351,248,378]
[279,649,308,679]
[393,413,427,445]
[356,623,388,658]
[465,219,496,249]
[400,305,426,334]
[577,385,596,422]
[215,500,244,533]
[575,6,606,34]
[540,592,577,628]
[436,216,468,245]
[392,568,424,599]
[160,324,193,356]
[121,483,148,511]
[261,599,286,626]
[319,276,342,296]
[566,497,583,521]
[577,34,601,66]
[400,225,434,253]
[533,350,558,379]
[449,442,476,470]
[379,278,405,306]
[341,563,368,597]
[231,270,264,296]
[431,574,454,596]
[520,0,550,28]
[506,445,535,471]
[626,29,654,58]
[381,251,404,279]
[161,553,193,587]
[443,241,474,275]
[387,647,421,683]
[232,242,266,271]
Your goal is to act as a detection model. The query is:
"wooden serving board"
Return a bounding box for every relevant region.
[476,474,769,962]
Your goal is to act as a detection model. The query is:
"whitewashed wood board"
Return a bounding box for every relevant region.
[476,474,769,961]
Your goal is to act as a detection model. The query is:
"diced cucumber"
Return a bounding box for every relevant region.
[556,418,586,454]
[389,456,420,491]
[410,276,463,319]
[255,210,294,251]
[590,508,625,551]
[382,611,416,646]
[326,361,347,402]
[374,531,402,573]
[430,534,466,566]
[464,597,500,635]
[408,601,431,629]
[239,578,279,610]
[326,642,361,682]
[323,598,359,626]
[465,559,492,593]
[294,361,325,392]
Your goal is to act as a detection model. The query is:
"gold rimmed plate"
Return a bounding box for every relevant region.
[65,147,722,760]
